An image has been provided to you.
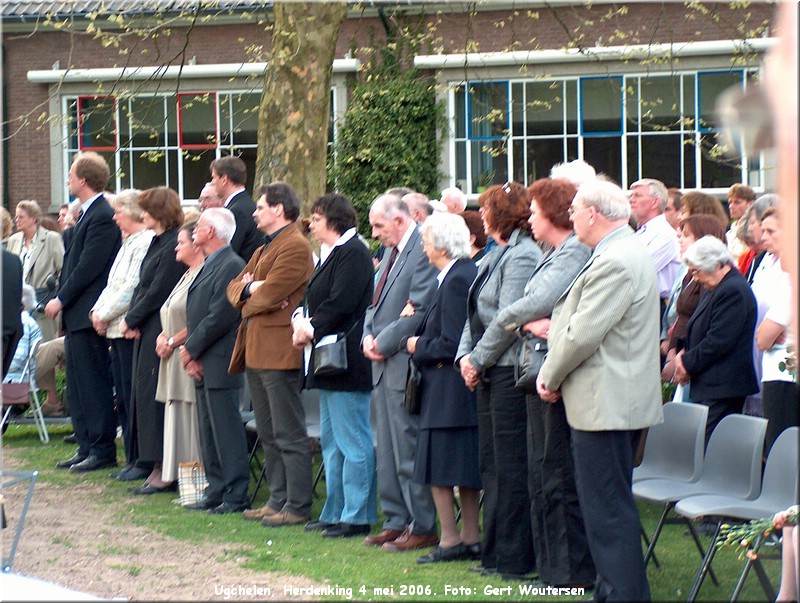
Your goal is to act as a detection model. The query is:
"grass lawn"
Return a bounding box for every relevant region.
[2,423,780,601]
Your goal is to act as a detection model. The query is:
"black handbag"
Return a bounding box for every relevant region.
[514,333,548,391]
[312,320,359,377]
[403,358,422,415]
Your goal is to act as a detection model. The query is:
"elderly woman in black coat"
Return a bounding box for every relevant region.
[406,212,480,564]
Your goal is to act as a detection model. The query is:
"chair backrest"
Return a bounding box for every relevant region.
[755,426,799,510]
[301,389,320,439]
[1,382,31,406]
[634,402,708,483]
[694,414,767,500]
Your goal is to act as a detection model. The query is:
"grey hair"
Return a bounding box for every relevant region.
[750,194,779,222]
[200,207,236,244]
[440,187,467,212]
[371,194,411,220]
[550,160,597,187]
[630,178,669,212]
[110,188,143,221]
[419,212,472,260]
[575,179,631,221]
[683,235,734,272]
[68,199,82,217]
[21,284,37,312]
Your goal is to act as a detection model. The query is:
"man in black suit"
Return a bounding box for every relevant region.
[2,250,23,375]
[46,151,121,472]
[179,208,250,514]
[210,156,261,262]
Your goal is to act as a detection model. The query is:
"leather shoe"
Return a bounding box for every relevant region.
[62,433,77,444]
[381,529,439,552]
[56,453,87,469]
[242,505,279,521]
[416,543,469,564]
[322,523,371,538]
[116,467,151,482]
[363,528,403,547]
[469,565,497,576]
[465,542,482,560]
[183,496,221,511]
[262,511,309,527]
[305,519,335,532]
[70,455,117,473]
[129,482,177,495]
[209,501,250,515]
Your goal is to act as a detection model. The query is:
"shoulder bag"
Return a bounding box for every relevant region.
[514,333,548,392]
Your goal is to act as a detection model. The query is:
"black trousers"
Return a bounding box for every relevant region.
[762,380,800,455]
[64,329,116,460]
[528,393,595,586]
[571,428,650,602]
[109,338,134,464]
[479,366,534,575]
[698,396,745,448]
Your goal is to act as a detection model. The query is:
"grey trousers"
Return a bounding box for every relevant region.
[371,376,436,535]
[246,368,312,516]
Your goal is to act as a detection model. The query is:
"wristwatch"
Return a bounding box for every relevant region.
[168,336,175,348]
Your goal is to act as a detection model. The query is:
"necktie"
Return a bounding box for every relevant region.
[77,208,84,222]
[372,247,399,305]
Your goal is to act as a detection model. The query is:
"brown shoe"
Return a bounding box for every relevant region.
[363,528,403,547]
[262,510,309,527]
[40,403,64,418]
[242,505,279,521]
[382,529,439,552]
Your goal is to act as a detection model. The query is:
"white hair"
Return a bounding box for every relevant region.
[419,212,471,260]
[21,284,37,312]
[371,194,411,220]
[630,178,669,212]
[550,160,597,187]
[200,207,237,244]
[683,235,734,272]
[440,187,467,212]
[575,179,631,221]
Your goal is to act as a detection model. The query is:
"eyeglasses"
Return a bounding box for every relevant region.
[567,205,589,217]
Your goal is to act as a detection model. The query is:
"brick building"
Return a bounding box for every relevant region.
[1,1,777,212]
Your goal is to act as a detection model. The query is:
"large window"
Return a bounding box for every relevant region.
[450,69,759,195]
[64,89,336,203]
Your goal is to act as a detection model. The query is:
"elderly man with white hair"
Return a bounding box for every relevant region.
[673,235,759,445]
[537,179,663,601]
[439,187,467,214]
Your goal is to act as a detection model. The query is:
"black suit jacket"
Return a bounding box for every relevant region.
[2,250,23,374]
[185,246,246,389]
[682,268,759,400]
[304,234,373,392]
[413,258,478,429]
[227,190,262,263]
[57,195,121,333]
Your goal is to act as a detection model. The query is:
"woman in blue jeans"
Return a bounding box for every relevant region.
[292,193,377,538]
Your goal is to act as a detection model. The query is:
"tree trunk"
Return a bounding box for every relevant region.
[255,1,347,215]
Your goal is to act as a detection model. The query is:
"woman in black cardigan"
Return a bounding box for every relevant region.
[292,193,376,538]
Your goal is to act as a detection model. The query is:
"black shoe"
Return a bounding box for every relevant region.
[184,496,221,511]
[56,453,87,469]
[468,565,497,575]
[110,464,133,479]
[117,467,151,482]
[129,482,177,495]
[501,571,538,582]
[465,542,481,560]
[208,501,249,514]
[305,520,335,532]
[63,433,77,444]
[69,455,117,473]
[322,523,371,538]
[416,543,469,564]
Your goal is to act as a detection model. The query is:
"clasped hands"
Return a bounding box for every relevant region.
[178,346,204,381]
[292,317,314,349]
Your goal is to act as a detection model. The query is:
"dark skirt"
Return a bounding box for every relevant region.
[413,426,481,489]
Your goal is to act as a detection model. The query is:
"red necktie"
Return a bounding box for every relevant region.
[372,247,399,304]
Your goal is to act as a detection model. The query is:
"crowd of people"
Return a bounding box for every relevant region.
[1,145,797,600]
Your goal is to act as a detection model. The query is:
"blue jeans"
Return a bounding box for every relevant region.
[318,390,378,525]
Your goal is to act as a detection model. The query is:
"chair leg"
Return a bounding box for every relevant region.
[641,523,661,568]
[683,517,719,586]
[249,464,267,507]
[730,533,770,601]
[29,391,49,444]
[686,520,722,602]
[312,460,325,498]
[644,501,675,565]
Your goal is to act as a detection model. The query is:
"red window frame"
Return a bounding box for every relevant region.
[177,92,219,149]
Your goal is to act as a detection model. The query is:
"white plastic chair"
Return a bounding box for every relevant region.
[675,426,799,601]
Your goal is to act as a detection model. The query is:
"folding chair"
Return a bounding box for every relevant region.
[0,469,40,571]
[634,414,767,576]
[1,340,49,443]
[674,426,799,601]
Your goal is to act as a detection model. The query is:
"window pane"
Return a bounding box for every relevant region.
[468,82,508,139]
[583,137,621,183]
[79,96,117,150]
[637,76,682,132]
[699,134,740,187]
[470,139,507,192]
[526,138,567,183]
[580,77,622,134]
[129,97,166,148]
[454,86,467,138]
[683,75,695,129]
[565,80,578,135]
[525,81,564,136]
[182,150,217,200]
[166,95,178,147]
[67,100,79,150]
[219,94,232,146]
[683,136,697,189]
[698,71,742,131]
[131,150,167,191]
[179,93,218,148]
[512,138,525,184]
[231,92,260,146]
[627,136,640,183]
[642,134,682,188]
[455,141,467,190]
